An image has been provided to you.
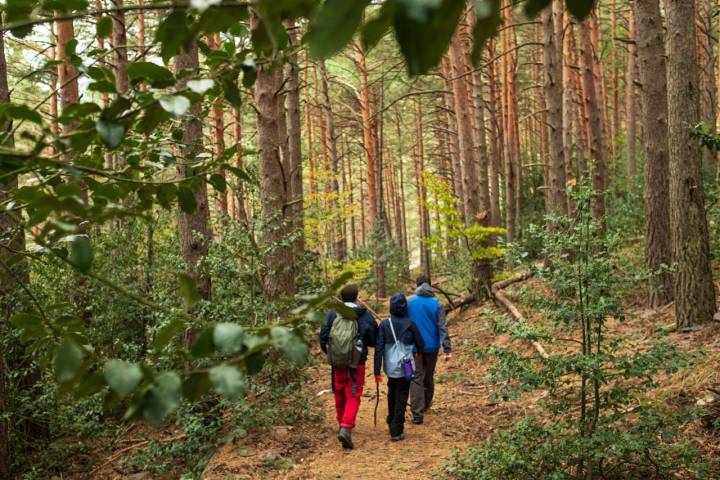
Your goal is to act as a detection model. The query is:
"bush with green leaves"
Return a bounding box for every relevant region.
[445,183,711,479]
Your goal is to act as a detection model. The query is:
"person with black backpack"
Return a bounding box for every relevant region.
[374,293,425,442]
[319,284,378,450]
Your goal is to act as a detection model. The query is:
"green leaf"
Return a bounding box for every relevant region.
[143,372,182,424]
[74,372,107,398]
[177,186,198,214]
[190,327,215,359]
[153,320,187,352]
[394,0,465,75]
[471,0,502,64]
[271,326,308,366]
[137,103,171,134]
[104,360,143,397]
[566,0,595,20]
[306,0,371,59]
[220,71,242,108]
[0,103,43,124]
[127,62,175,88]
[155,12,190,64]
[190,0,221,13]
[245,351,265,375]
[96,16,113,38]
[197,5,249,34]
[95,119,125,149]
[214,323,244,356]
[10,312,43,331]
[208,173,226,192]
[524,0,552,18]
[6,0,37,37]
[55,337,84,383]
[241,60,257,89]
[187,78,215,94]
[159,95,191,117]
[69,235,93,273]
[182,371,211,401]
[209,364,246,400]
[361,1,396,51]
[177,273,200,311]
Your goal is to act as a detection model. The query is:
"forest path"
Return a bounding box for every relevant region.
[204,302,530,480]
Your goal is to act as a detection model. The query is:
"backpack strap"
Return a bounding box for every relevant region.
[388,318,399,344]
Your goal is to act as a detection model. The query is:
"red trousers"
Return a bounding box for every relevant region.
[333,364,365,429]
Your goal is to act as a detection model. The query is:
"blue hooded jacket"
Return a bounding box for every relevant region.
[408,283,451,354]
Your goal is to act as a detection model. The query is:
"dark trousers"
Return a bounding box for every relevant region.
[386,377,411,437]
[410,352,438,419]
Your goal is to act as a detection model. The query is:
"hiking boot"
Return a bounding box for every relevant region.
[412,416,423,425]
[337,428,354,449]
[390,433,405,441]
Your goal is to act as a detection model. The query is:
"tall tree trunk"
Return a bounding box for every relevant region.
[442,57,466,222]
[635,0,673,307]
[175,43,212,305]
[697,0,717,169]
[255,44,295,299]
[578,16,609,220]
[319,60,344,261]
[414,98,431,279]
[111,0,129,96]
[666,0,717,329]
[207,33,228,218]
[562,10,576,211]
[610,0,619,148]
[542,0,568,215]
[625,13,637,184]
[487,39,502,227]
[286,23,305,260]
[356,41,385,295]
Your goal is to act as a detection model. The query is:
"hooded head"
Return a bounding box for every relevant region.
[389,293,408,317]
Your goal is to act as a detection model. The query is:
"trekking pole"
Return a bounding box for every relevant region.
[374,381,379,428]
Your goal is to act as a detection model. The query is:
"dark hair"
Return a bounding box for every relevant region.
[340,284,359,303]
[416,275,431,287]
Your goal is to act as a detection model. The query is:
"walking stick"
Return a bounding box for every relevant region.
[374,381,379,428]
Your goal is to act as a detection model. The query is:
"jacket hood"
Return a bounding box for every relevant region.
[415,283,435,297]
[350,305,368,317]
[389,293,408,317]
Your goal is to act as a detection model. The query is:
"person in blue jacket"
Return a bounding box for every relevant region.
[407,275,452,424]
[374,293,424,441]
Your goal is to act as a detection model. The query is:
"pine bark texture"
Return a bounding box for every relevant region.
[175,43,212,302]
[634,0,673,307]
[285,24,305,260]
[665,0,717,328]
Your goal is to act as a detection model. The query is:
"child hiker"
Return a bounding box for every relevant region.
[319,284,378,449]
[374,293,425,441]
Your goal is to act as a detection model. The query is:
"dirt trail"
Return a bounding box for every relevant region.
[203,303,526,479]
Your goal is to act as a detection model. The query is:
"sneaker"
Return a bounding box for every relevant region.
[337,427,354,449]
[390,433,405,441]
[412,417,423,425]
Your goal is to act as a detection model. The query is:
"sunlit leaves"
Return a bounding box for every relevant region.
[104,360,143,397]
[209,364,246,400]
[0,103,42,124]
[214,323,244,356]
[190,0,221,13]
[271,326,308,366]
[55,337,84,383]
[187,78,215,94]
[159,95,191,117]
[95,119,126,149]
[361,1,396,51]
[306,0,371,59]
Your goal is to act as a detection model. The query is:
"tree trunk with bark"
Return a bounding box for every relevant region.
[625,13,637,184]
[175,43,212,304]
[634,0,673,307]
[666,0,717,329]
[285,23,305,260]
[542,0,568,215]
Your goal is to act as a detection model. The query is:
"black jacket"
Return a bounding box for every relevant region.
[374,316,425,376]
[319,305,378,365]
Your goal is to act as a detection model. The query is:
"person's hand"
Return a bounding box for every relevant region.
[374,375,383,384]
[444,352,452,361]
[414,352,422,359]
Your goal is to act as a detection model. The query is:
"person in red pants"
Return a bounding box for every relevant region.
[319,284,378,449]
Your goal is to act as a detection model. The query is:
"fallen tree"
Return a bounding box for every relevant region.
[443,270,534,313]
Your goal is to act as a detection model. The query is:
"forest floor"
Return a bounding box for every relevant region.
[72,272,720,479]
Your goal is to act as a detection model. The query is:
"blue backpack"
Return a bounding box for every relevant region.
[383,318,416,380]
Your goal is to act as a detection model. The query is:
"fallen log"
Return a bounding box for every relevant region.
[494,289,549,359]
[444,270,534,313]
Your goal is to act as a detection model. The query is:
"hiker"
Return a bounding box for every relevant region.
[319,284,378,450]
[374,293,425,441]
[408,275,452,425]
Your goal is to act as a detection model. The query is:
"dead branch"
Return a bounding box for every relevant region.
[494,290,550,359]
